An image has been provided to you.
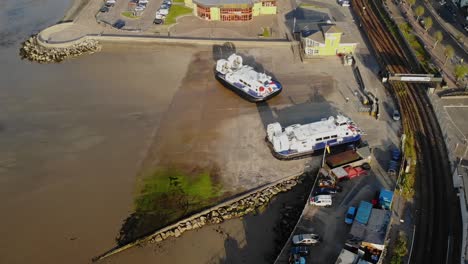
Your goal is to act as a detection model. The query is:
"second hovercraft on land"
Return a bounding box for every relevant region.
[266,115,362,160]
[215,54,282,102]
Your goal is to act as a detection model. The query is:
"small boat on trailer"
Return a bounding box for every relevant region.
[215,54,282,102]
[266,115,362,160]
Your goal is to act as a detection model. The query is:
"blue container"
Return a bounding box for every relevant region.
[356,201,373,225]
[379,189,394,209]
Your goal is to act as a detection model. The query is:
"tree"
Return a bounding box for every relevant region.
[433,30,443,49]
[408,0,416,8]
[444,45,455,65]
[454,64,468,81]
[423,16,433,31]
[391,232,409,264]
[415,6,425,22]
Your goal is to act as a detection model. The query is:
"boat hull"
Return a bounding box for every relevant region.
[266,135,362,160]
[215,73,282,103]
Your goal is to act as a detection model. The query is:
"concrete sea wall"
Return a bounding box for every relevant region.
[20,22,293,63]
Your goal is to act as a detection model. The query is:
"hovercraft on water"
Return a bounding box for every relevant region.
[266,115,362,160]
[215,54,282,102]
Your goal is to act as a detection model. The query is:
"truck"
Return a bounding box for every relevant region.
[331,164,370,181]
[325,146,372,169]
[326,146,372,180]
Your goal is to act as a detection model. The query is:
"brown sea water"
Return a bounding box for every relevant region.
[0,1,196,262]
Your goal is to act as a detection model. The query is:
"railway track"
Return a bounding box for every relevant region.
[351,0,460,263]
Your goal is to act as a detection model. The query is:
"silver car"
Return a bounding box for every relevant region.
[292,234,321,245]
[392,110,401,121]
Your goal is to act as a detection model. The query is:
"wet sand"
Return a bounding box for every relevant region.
[0,44,194,264]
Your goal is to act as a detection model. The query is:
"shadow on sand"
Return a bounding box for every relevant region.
[218,174,314,264]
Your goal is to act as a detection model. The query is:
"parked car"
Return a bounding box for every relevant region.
[392,110,401,121]
[158,8,169,15]
[345,206,356,224]
[310,194,332,207]
[153,18,164,24]
[99,6,110,12]
[105,0,116,6]
[292,234,321,246]
[314,187,339,196]
[163,0,172,5]
[290,246,310,256]
[135,5,145,11]
[160,4,169,9]
[113,19,126,29]
[139,0,149,3]
[155,12,166,19]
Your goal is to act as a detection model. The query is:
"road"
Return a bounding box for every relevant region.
[415,0,468,63]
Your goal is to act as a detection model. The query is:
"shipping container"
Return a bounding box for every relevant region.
[356,201,373,225]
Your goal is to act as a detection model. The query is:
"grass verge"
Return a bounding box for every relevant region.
[390,231,409,264]
[299,3,319,8]
[121,11,139,19]
[400,133,416,199]
[165,5,193,25]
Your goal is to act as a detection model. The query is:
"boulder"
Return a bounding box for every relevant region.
[174,228,181,237]
[155,234,163,242]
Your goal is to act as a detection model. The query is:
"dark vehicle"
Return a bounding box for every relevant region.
[153,18,164,24]
[314,187,339,196]
[113,19,126,29]
[99,6,110,12]
[290,246,310,256]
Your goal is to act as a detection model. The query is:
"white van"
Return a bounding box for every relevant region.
[309,195,332,207]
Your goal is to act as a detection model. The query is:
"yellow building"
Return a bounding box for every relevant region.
[184,0,277,21]
[301,23,357,56]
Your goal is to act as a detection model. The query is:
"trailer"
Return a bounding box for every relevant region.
[325,146,372,170]
[331,164,370,181]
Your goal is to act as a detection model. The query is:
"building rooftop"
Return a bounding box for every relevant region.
[193,0,257,7]
[300,22,357,45]
[350,209,391,250]
[322,24,342,34]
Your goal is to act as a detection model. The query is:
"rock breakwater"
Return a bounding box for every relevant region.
[20,36,101,63]
[148,178,300,243]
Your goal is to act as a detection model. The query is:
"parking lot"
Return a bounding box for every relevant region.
[432,97,468,159]
[96,0,166,31]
